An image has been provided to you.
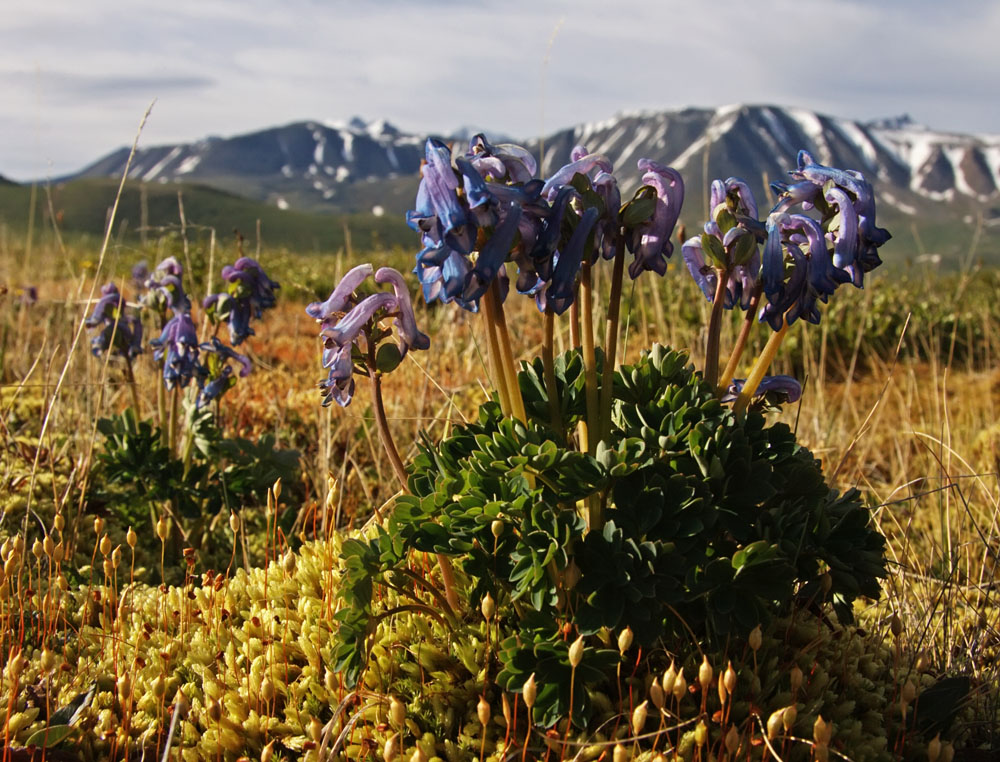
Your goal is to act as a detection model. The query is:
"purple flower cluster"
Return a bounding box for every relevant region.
[85,283,143,359]
[306,265,429,407]
[407,136,684,314]
[760,150,890,329]
[203,257,280,345]
[682,178,763,310]
[142,257,190,315]
[150,311,199,390]
[196,337,252,408]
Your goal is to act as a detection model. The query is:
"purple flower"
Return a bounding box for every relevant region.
[144,257,190,315]
[722,375,802,405]
[85,283,143,359]
[626,159,685,279]
[150,312,199,390]
[407,139,476,255]
[540,151,613,200]
[467,134,537,183]
[539,207,600,315]
[310,266,429,407]
[204,257,279,345]
[196,337,251,407]
[17,286,38,306]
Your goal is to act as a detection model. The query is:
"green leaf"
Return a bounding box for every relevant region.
[375,342,403,373]
[622,196,657,227]
[24,724,76,748]
[700,233,727,267]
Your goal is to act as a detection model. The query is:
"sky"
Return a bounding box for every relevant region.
[3,0,998,182]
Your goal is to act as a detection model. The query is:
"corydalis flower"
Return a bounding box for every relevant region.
[308,266,429,407]
[150,312,199,390]
[682,177,761,309]
[196,337,251,408]
[626,159,685,279]
[143,256,190,314]
[204,257,280,345]
[85,283,143,359]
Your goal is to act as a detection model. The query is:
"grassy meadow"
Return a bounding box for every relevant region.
[0,205,998,762]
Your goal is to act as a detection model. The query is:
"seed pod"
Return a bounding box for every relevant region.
[618,627,634,655]
[725,725,739,753]
[477,696,491,727]
[820,572,832,594]
[749,625,762,652]
[12,536,23,555]
[112,546,122,569]
[901,679,917,705]
[229,512,241,535]
[782,705,797,732]
[261,740,275,762]
[699,655,713,692]
[261,677,275,703]
[568,636,585,668]
[941,742,954,762]
[272,478,282,502]
[118,673,132,702]
[8,650,25,679]
[631,700,648,735]
[308,716,323,742]
[207,699,222,723]
[813,715,831,746]
[662,661,677,695]
[32,539,44,559]
[54,514,65,533]
[672,670,687,702]
[927,734,941,762]
[724,661,737,696]
[53,542,65,563]
[501,692,511,726]
[790,665,803,693]
[127,527,137,549]
[695,720,708,747]
[282,552,296,575]
[523,674,537,709]
[324,668,337,694]
[103,558,114,578]
[40,648,58,672]
[649,681,665,710]
[481,593,495,621]
[94,517,105,535]
[390,696,406,728]
[384,733,399,762]
[410,748,428,762]
[815,745,829,762]
[491,520,504,539]
[43,535,54,557]
[890,613,902,637]
[613,745,628,762]
[156,516,169,541]
[0,539,10,562]
[56,574,67,591]
[766,709,784,740]
[152,675,166,698]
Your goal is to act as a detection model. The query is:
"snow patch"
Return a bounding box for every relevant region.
[880,191,917,216]
[313,128,326,165]
[341,132,355,163]
[142,146,182,181]
[670,109,739,169]
[275,197,289,210]
[175,154,201,175]
[281,164,293,178]
[372,205,385,217]
[942,145,981,198]
[787,108,831,164]
[832,119,878,168]
[335,166,350,182]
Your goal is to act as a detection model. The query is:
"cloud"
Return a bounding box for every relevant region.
[3,70,213,99]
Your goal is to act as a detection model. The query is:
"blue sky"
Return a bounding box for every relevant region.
[3,0,998,181]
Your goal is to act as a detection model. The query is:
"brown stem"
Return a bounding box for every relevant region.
[717,283,762,395]
[704,267,730,389]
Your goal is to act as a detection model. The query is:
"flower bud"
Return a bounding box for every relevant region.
[927,734,941,762]
[491,520,504,539]
[477,696,491,727]
[207,699,222,723]
[390,696,406,728]
[672,670,687,702]
[126,527,137,549]
[631,700,648,735]
[32,539,43,559]
[156,516,169,541]
[568,636,584,668]
[384,733,399,762]
[695,720,708,747]
[749,625,762,652]
[699,655,713,692]
[43,535,54,557]
[54,514,65,533]
[662,661,677,695]
[813,715,832,746]
[261,740,275,762]
[724,660,737,696]
[522,674,537,709]
[617,627,633,655]
[94,517,105,535]
[481,593,495,621]
[613,744,628,762]
[53,542,64,563]
[790,665,803,693]
[782,704,797,732]
[112,545,122,569]
[229,512,240,535]
[649,681,665,710]
[725,725,739,753]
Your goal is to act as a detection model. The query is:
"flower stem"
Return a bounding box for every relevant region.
[717,283,762,396]
[732,318,789,416]
[490,280,528,423]
[368,361,460,612]
[481,286,513,417]
[167,386,179,458]
[123,356,141,416]
[703,267,730,389]
[542,307,563,437]
[580,258,600,454]
[600,240,625,440]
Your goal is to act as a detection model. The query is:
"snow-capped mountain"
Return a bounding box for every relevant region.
[72,106,1000,219]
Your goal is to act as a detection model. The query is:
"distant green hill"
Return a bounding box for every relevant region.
[0,178,413,255]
